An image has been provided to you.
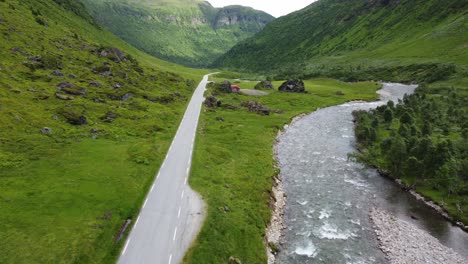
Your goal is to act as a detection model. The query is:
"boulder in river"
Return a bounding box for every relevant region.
[278,80,306,93]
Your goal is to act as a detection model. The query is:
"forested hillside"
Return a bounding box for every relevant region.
[0,0,206,263]
[82,0,274,67]
[214,0,468,82]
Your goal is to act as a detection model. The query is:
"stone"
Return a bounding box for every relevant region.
[27,88,36,92]
[89,81,101,87]
[278,80,306,93]
[241,100,270,115]
[94,47,126,63]
[216,116,224,122]
[51,70,64,77]
[255,80,274,90]
[67,74,77,79]
[56,81,73,90]
[336,91,345,96]
[55,93,74,100]
[121,93,133,101]
[204,96,221,108]
[229,256,242,264]
[113,83,123,89]
[60,111,87,125]
[100,111,118,123]
[40,127,52,135]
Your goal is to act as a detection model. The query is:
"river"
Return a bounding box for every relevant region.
[276,83,468,263]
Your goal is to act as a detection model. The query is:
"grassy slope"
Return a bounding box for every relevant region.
[184,76,381,263]
[0,0,207,263]
[81,0,274,67]
[214,0,468,79]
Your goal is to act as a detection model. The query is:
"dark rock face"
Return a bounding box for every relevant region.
[241,100,270,115]
[204,96,221,108]
[255,81,274,90]
[278,80,305,93]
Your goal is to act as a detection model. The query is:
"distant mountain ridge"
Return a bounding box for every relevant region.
[214,0,468,81]
[82,0,274,67]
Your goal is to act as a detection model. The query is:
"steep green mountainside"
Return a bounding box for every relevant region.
[214,0,468,81]
[82,0,274,67]
[0,0,206,263]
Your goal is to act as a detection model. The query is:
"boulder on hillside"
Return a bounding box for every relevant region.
[100,111,118,123]
[278,80,306,93]
[40,127,52,135]
[55,93,74,100]
[255,80,274,90]
[59,110,87,125]
[241,100,270,115]
[219,80,232,93]
[94,47,126,63]
[51,70,64,77]
[204,96,221,108]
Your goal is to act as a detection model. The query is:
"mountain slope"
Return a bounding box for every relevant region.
[214,0,468,80]
[0,0,206,263]
[82,0,274,67]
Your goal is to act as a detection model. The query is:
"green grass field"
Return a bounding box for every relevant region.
[0,1,207,263]
[184,76,381,263]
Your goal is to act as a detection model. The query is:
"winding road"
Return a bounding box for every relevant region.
[117,74,211,264]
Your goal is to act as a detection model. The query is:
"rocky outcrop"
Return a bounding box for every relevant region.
[241,100,270,115]
[278,80,306,93]
[255,81,274,90]
[204,96,221,108]
[214,6,273,29]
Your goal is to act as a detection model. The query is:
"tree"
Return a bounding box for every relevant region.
[384,108,393,123]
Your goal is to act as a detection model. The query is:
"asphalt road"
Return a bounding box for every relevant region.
[117,74,211,264]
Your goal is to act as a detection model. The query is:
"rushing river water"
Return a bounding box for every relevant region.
[276,83,468,264]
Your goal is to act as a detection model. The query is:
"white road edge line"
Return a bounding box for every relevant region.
[168,254,172,264]
[173,227,178,241]
[150,184,155,192]
[186,167,190,174]
[122,239,130,256]
[184,177,188,185]
[181,191,185,199]
[143,198,148,208]
[178,207,182,218]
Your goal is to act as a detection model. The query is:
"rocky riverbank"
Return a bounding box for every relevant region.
[370,208,467,264]
[266,114,309,264]
[377,169,468,232]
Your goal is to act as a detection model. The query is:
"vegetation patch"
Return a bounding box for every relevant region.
[352,81,468,224]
